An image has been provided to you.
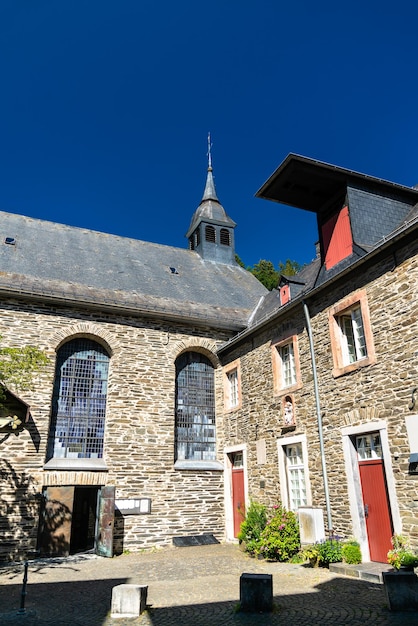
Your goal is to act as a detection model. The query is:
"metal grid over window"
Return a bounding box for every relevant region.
[48,339,109,460]
[175,352,216,461]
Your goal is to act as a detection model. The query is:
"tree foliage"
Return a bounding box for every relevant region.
[251,260,280,291]
[0,339,49,405]
[237,256,303,290]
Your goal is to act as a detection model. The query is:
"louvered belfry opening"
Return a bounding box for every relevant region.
[205,225,216,243]
[220,228,230,246]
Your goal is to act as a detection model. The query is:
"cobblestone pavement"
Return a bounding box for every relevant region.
[1,543,418,625]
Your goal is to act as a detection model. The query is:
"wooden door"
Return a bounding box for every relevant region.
[38,486,74,556]
[358,457,393,562]
[96,485,115,557]
[231,452,245,537]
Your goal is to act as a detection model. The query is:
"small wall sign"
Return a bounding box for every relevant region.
[115,498,151,515]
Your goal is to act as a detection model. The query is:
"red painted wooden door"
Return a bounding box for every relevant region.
[232,468,245,537]
[359,459,393,562]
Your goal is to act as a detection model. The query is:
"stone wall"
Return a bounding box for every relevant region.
[221,235,418,547]
[0,298,231,561]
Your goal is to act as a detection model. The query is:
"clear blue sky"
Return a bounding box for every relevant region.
[0,1,417,269]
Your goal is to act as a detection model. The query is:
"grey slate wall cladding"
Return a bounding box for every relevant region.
[347,186,414,246]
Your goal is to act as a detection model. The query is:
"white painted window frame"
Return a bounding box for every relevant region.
[277,434,312,512]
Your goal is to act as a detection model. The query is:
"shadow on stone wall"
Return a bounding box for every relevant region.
[0,459,40,562]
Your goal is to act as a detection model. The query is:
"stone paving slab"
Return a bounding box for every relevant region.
[0,544,417,625]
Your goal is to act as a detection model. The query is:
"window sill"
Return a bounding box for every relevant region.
[224,404,242,413]
[44,458,108,471]
[274,381,303,397]
[332,356,376,378]
[174,460,224,471]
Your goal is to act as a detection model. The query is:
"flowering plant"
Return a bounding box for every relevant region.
[258,504,300,561]
[387,534,418,570]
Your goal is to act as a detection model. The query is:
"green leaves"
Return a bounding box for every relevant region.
[236,256,304,290]
[0,337,48,405]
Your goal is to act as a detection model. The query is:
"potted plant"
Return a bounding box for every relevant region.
[387,534,418,571]
[383,534,418,611]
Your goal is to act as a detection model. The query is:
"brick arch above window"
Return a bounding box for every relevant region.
[50,322,117,356]
[168,336,220,368]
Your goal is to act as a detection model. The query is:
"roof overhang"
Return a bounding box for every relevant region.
[256,154,418,213]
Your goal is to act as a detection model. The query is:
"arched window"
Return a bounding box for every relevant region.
[205,225,216,243]
[47,338,110,460]
[220,228,230,246]
[175,352,216,462]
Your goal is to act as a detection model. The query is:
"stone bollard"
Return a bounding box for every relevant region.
[239,573,273,613]
[111,584,148,618]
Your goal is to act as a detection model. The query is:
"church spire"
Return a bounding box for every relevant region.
[201,132,219,203]
[185,135,236,265]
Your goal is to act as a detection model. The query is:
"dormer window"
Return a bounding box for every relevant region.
[205,225,216,243]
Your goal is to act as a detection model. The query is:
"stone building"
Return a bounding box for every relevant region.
[2,151,418,564]
[219,154,418,563]
[0,160,266,561]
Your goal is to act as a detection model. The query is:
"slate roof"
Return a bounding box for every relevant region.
[0,211,266,330]
[222,157,418,342]
[256,153,418,212]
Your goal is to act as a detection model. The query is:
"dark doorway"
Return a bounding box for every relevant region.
[38,486,101,557]
[70,487,99,553]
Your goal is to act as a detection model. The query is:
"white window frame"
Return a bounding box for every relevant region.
[223,359,241,411]
[227,369,239,408]
[280,342,296,387]
[329,289,376,378]
[338,305,367,365]
[277,434,311,512]
[272,334,302,395]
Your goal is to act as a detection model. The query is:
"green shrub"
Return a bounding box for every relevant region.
[258,504,300,561]
[316,538,343,566]
[342,540,362,565]
[302,544,321,566]
[237,501,267,556]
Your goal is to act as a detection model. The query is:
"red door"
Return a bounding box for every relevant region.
[230,452,245,537]
[358,458,393,562]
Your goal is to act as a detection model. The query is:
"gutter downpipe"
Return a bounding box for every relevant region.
[303,299,333,535]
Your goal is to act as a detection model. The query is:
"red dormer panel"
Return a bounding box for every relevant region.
[322,205,353,270]
[280,284,290,305]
